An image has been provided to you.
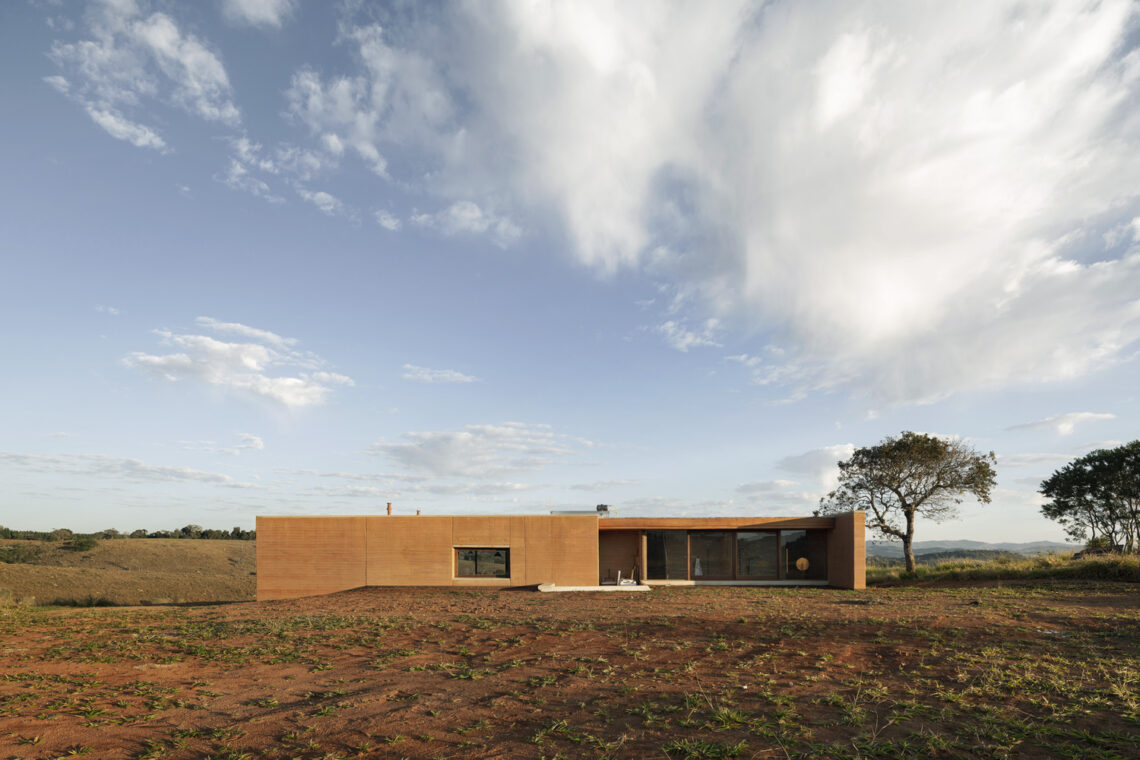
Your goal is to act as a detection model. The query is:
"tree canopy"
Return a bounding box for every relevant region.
[817,431,997,573]
[1040,441,1140,553]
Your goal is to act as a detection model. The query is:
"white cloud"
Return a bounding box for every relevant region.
[95,304,120,315]
[777,444,856,493]
[47,2,240,148]
[221,0,297,30]
[294,2,1140,404]
[373,209,401,231]
[370,422,588,479]
[195,316,295,349]
[295,187,345,216]
[657,318,721,352]
[283,23,454,178]
[401,364,477,384]
[1008,412,1117,436]
[237,432,264,450]
[123,318,352,408]
[410,201,522,248]
[85,105,167,150]
[217,159,284,202]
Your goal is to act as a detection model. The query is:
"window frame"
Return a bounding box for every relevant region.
[642,529,829,581]
[454,547,511,578]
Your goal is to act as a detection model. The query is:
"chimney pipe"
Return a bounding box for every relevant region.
[386,502,392,515]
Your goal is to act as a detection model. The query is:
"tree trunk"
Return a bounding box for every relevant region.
[903,514,916,574]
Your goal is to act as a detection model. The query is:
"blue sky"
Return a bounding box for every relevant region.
[2,0,1138,542]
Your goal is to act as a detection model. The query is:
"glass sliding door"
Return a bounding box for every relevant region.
[689,531,734,579]
[646,530,688,579]
[781,530,828,580]
[736,531,779,579]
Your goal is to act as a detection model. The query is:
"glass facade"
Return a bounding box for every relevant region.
[736,531,780,579]
[780,530,828,580]
[644,530,827,581]
[646,531,688,579]
[455,548,510,577]
[689,532,734,578]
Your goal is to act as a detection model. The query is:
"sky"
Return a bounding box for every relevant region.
[1,0,1138,543]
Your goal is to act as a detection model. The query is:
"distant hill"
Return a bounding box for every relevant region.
[867,549,1025,567]
[867,540,1073,558]
[0,538,254,606]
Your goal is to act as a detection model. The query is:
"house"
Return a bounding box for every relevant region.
[256,509,864,600]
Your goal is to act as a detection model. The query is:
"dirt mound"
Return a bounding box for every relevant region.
[0,539,254,605]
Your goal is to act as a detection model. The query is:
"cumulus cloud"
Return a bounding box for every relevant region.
[401,364,477,384]
[288,1,1140,404]
[1007,412,1117,436]
[777,444,856,493]
[369,422,590,479]
[221,0,297,30]
[123,317,352,408]
[47,1,239,150]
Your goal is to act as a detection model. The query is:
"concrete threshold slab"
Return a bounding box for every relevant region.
[536,584,650,593]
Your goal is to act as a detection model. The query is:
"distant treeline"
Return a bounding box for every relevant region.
[866,549,1023,568]
[0,525,255,541]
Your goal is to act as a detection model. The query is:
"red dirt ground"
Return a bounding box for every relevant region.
[1,582,1138,759]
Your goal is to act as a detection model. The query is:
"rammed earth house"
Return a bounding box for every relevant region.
[256,510,865,600]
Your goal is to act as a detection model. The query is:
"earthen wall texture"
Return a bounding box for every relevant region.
[826,510,866,589]
[257,514,599,600]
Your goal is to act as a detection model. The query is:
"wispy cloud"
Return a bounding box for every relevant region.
[657,319,722,352]
[181,432,264,455]
[370,422,592,480]
[401,364,477,384]
[95,304,120,315]
[0,451,254,488]
[374,209,402,231]
[1007,412,1116,436]
[295,186,346,216]
[735,479,799,495]
[221,0,297,30]
[123,318,352,408]
[47,1,239,151]
[410,201,522,248]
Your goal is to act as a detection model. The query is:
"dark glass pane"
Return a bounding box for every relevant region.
[646,531,688,579]
[456,549,477,576]
[479,549,509,577]
[781,530,827,580]
[690,532,733,578]
[736,531,778,579]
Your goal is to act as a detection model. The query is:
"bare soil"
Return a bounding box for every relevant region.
[1,582,1138,759]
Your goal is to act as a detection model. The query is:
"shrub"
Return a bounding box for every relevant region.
[66,537,98,552]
